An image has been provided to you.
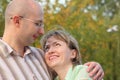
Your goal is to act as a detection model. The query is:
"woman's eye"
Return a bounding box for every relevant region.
[55,43,61,47]
[44,46,49,52]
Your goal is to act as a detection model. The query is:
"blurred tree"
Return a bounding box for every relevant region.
[0,0,8,36]
[40,0,120,80]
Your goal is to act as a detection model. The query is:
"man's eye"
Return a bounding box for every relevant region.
[35,23,41,26]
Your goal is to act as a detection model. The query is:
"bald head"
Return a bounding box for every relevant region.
[5,0,43,24]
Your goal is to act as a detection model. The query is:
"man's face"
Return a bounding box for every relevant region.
[19,5,44,45]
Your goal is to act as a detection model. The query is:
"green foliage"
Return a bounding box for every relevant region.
[0,0,8,36]
[43,0,120,80]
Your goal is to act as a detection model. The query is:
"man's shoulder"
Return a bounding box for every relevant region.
[29,46,43,52]
[29,46,44,56]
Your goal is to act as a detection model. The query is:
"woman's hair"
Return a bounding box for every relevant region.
[40,30,82,65]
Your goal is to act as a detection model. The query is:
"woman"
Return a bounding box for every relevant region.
[41,30,92,80]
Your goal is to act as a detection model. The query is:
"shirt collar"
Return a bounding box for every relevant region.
[0,39,13,57]
[0,39,31,58]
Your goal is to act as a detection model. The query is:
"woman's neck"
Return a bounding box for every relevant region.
[54,64,73,80]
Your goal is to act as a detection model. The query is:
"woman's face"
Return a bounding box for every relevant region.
[44,36,76,69]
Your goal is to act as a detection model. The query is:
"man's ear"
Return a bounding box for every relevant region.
[70,49,77,59]
[12,16,20,24]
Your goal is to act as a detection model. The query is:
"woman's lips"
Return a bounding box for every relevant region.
[49,55,59,61]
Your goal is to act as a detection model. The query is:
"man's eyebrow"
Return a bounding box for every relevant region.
[35,20,43,22]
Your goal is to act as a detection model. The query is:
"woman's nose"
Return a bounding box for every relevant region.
[47,47,55,54]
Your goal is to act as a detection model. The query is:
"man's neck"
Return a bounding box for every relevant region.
[2,36,25,57]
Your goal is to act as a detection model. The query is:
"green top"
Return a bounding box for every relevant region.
[55,65,92,80]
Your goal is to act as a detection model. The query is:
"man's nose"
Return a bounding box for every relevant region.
[38,27,44,35]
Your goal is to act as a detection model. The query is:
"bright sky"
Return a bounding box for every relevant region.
[40,0,71,7]
[50,0,65,5]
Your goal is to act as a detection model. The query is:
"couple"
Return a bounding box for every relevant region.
[0,0,104,80]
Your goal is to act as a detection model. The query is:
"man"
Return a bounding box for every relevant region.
[0,0,104,80]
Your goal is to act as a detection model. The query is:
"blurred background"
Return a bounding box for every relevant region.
[0,0,120,80]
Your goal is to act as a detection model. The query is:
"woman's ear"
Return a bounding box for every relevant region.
[70,49,77,59]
